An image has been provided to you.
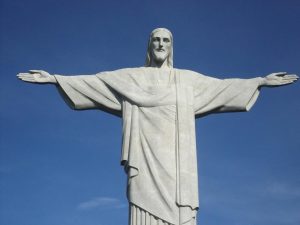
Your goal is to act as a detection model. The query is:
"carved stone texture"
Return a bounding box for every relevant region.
[17,28,298,225]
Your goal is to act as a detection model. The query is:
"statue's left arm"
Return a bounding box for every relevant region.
[194,72,298,117]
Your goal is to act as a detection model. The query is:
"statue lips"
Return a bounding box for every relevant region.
[154,48,165,53]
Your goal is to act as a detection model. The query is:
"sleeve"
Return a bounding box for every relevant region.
[54,74,122,117]
[194,75,263,117]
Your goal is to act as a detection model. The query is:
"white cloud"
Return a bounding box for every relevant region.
[77,197,127,210]
[265,182,300,199]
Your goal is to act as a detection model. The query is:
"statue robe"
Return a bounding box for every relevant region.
[54,67,261,225]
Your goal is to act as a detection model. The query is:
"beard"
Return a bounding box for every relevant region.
[152,51,168,64]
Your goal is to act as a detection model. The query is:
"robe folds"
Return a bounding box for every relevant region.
[54,67,261,225]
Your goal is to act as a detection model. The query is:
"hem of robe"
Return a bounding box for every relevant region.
[129,202,197,225]
[130,204,173,225]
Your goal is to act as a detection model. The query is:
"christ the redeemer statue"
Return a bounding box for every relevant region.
[17,28,298,225]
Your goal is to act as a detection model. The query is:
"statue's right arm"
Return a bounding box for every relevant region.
[17,70,57,84]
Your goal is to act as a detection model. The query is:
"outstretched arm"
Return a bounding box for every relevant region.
[17,70,57,84]
[17,69,122,116]
[194,71,298,117]
[259,72,298,87]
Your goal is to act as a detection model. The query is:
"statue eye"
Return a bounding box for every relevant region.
[163,38,170,43]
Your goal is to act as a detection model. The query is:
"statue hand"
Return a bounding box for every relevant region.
[261,72,298,87]
[17,70,57,84]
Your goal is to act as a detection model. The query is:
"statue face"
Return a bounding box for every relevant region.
[150,30,172,65]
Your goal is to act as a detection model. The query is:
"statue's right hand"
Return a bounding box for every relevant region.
[17,70,57,84]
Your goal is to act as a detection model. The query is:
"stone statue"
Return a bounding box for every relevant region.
[17,28,298,225]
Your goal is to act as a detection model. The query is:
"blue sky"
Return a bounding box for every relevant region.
[1,0,300,225]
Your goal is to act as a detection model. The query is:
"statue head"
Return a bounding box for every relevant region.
[145,28,173,68]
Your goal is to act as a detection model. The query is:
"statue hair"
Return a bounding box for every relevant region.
[145,28,173,67]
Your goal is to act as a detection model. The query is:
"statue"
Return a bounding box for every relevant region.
[17,28,298,225]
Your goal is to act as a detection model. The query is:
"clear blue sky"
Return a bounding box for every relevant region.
[1,0,300,225]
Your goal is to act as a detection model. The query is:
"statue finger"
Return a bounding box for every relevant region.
[19,76,35,80]
[17,74,34,79]
[274,72,287,76]
[290,74,298,79]
[23,79,37,83]
[281,80,295,85]
[283,74,298,78]
[17,75,29,78]
[282,77,298,82]
[18,73,33,76]
[20,78,36,82]
[17,73,31,76]
[29,69,44,74]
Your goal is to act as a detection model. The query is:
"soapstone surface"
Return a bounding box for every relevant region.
[17,28,298,225]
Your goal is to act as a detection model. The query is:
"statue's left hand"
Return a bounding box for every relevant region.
[261,72,298,87]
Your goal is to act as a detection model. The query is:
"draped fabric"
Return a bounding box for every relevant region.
[130,204,172,225]
[54,67,261,225]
